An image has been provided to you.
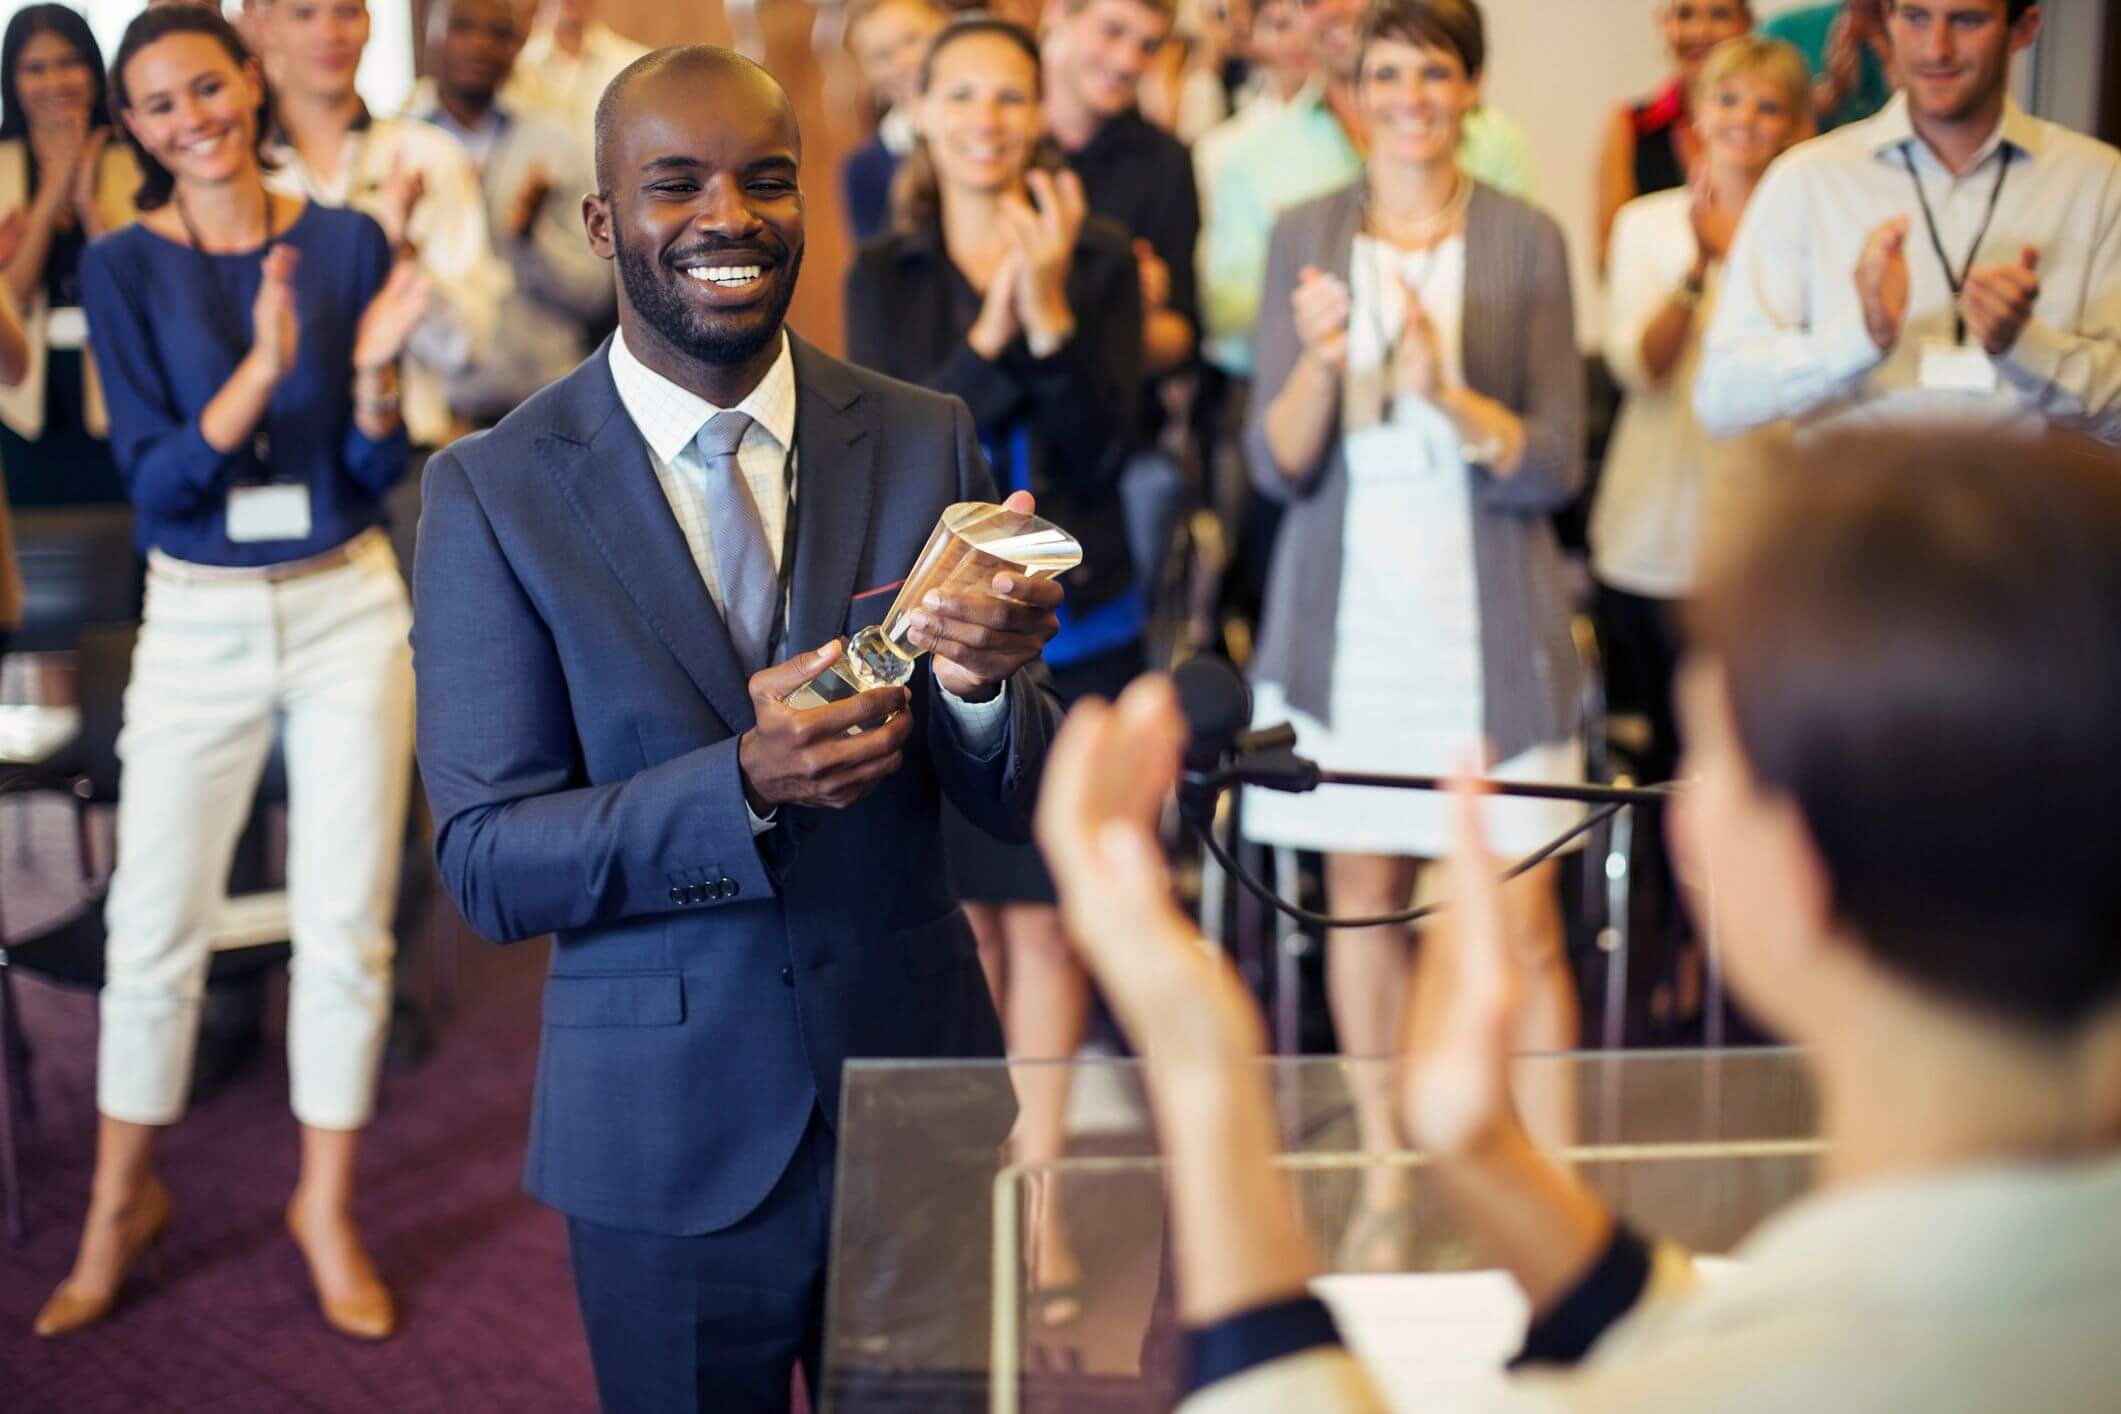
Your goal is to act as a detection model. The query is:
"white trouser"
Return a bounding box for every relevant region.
[99,530,414,1131]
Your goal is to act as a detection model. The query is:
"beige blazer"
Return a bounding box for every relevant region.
[0,137,140,444]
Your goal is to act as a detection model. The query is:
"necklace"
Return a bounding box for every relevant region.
[1361,165,1472,251]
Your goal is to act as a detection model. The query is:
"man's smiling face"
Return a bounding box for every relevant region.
[588,58,806,369]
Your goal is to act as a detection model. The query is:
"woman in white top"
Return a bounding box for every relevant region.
[1245,0,1585,1260]
[1592,36,1806,785]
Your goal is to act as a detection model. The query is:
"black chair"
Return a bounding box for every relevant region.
[8,506,141,654]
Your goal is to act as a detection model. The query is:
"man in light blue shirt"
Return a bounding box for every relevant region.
[1198,0,1534,376]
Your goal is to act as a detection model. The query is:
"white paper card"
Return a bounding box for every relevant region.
[225,483,313,543]
[1918,340,2000,394]
[45,305,87,349]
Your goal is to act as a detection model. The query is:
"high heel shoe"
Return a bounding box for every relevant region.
[33,1178,173,1338]
[286,1203,396,1341]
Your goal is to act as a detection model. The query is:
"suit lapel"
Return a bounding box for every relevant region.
[536,347,758,733]
[786,336,878,657]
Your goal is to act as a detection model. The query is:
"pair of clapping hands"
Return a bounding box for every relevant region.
[248,243,432,382]
[736,490,1064,816]
[1856,218,2040,357]
[966,169,1088,361]
[1292,263,1448,404]
[1035,675,1525,1162]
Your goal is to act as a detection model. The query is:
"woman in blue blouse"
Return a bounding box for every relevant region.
[35,6,429,1344]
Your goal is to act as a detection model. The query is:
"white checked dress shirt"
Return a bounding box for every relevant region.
[1695,94,2121,445]
[605,331,1010,812]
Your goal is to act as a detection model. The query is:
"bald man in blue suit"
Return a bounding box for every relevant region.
[412,45,1065,1413]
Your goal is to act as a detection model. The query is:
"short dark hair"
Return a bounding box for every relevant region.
[1890,1,2040,26]
[0,4,112,144]
[1694,431,2121,1034]
[1358,0,1487,80]
[109,5,276,211]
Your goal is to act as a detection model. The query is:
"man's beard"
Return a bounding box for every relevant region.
[613,226,803,367]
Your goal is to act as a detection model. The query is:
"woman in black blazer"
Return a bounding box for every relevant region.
[843,13,1143,1327]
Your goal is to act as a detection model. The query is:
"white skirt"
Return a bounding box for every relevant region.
[1244,409,1583,860]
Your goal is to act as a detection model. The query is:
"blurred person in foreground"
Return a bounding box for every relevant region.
[1037,428,2121,1412]
[1695,0,2121,447]
[1593,0,1752,269]
[1242,0,1584,1262]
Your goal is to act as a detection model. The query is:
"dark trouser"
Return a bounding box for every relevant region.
[567,1110,836,1414]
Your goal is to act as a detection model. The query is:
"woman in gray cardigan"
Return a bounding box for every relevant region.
[1241,0,1585,1260]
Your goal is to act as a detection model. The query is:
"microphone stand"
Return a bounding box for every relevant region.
[1179,728,1690,1056]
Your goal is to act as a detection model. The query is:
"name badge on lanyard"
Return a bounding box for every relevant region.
[1902,143,2011,396]
[226,483,313,542]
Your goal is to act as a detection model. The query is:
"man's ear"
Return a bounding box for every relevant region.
[582,192,614,260]
[2010,3,2042,54]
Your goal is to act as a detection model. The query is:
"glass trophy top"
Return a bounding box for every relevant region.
[785,501,1083,714]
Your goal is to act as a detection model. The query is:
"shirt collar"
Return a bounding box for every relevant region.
[405,79,513,142]
[1865,91,2044,170]
[608,327,798,466]
[878,105,918,157]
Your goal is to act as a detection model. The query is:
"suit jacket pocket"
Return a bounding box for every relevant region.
[543,972,686,1027]
[896,910,979,978]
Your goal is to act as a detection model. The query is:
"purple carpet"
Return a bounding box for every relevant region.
[0,797,602,1411]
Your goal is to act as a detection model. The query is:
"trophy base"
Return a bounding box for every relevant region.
[783,627,916,725]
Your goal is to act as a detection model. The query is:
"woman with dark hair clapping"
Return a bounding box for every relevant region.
[844,14,1143,1328]
[0,3,138,506]
[34,4,428,1343]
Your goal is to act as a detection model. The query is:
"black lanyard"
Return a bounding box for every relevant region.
[1901,143,2011,345]
[175,181,281,475]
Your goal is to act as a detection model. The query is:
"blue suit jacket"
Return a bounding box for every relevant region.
[412,334,1058,1235]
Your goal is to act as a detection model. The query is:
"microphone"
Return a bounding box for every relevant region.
[1172,656,1320,818]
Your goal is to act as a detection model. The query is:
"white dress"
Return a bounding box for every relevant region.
[1245,234,1583,859]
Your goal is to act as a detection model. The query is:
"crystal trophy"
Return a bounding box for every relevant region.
[784,501,1082,714]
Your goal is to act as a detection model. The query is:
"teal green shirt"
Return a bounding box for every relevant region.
[1762,2,1893,132]
[1198,84,1535,375]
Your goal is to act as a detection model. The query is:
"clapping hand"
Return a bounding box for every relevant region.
[506,163,551,241]
[1292,265,1351,371]
[70,127,110,228]
[998,168,1086,348]
[1034,674,1268,1065]
[1399,773,1527,1160]
[1392,274,1446,402]
[901,489,1064,702]
[1855,214,1910,354]
[967,249,1025,360]
[250,242,302,377]
[1687,168,1737,265]
[1134,237,1172,312]
[352,258,432,373]
[1961,244,2040,357]
[374,152,426,255]
[0,208,26,268]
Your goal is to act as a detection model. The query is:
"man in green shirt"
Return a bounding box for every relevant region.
[1197,0,1533,375]
[1764,0,1896,131]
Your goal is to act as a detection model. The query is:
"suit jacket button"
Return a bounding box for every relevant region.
[669,885,685,905]
[708,879,727,901]
[779,965,794,986]
[721,877,739,899]
[687,883,708,905]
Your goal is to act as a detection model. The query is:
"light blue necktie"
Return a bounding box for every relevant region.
[696,412,775,673]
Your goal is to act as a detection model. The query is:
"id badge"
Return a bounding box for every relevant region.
[1918,340,2000,394]
[45,305,87,349]
[226,484,313,543]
